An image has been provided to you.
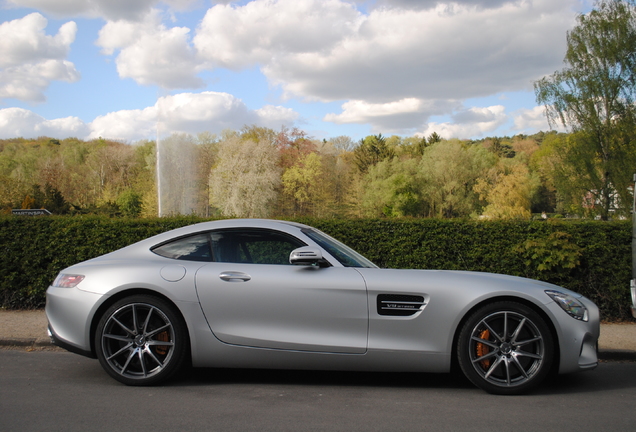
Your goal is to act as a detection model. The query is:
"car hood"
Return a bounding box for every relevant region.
[355,267,583,302]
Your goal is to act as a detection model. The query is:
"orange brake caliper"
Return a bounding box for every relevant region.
[476,329,491,370]
[155,331,169,356]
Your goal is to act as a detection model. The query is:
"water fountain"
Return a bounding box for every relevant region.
[156,133,199,216]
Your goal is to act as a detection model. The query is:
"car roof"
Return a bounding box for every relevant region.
[99,219,312,260]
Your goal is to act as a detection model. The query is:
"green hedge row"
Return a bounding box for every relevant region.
[0,216,632,320]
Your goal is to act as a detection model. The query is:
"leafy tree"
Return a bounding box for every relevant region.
[85,140,139,208]
[274,127,316,169]
[534,0,636,219]
[116,189,143,218]
[361,158,423,217]
[427,132,442,145]
[21,183,70,214]
[240,125,277,144]
[488,137,516,158]
[131,140,159,218]
[411,132,442,155]
[475,162,541,219]
[353,134,395,173]
[281,152,327,216]
[419,141,496,218]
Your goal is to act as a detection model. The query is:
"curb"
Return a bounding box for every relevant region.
[1,337,635,361]
[0,338,53,348]
[597,349,636,362]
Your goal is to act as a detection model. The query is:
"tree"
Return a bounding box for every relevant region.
[475,161,541,219]
[21,183,70,214]
[195,132,219,217]
[328,135,356,152]
[419,141,496,218]
[281,152,327,216]
[361,158,423,217]
[209,135,280,218]
[353,134,395,173]
[534,0,636,219]
[273,127,316,169]
[488,137,516,158]
[116,189,143,218]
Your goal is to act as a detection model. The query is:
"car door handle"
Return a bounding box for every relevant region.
[219,271,251,282]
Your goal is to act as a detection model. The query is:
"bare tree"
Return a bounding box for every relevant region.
[209,135,280,218]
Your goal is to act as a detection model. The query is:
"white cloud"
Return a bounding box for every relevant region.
[512,105,565,133]
[0,108,89,138]
[0,13,75,68]
[264,0,573,101]
[5,0,199,21]
[417,105,508,139]
[0,13,79,102]
[192,0,576,132]
[88,91,297,140]
[194,0,362,70]
[152,91,296,136]
[324,98,460,133]
[97,10,203,89]
[255,105,300,129]
[360,0,513,10]
[1,0,581,138]
[89,107,157,141]
[0,93,298,141]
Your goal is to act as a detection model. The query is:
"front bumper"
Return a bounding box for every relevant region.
[549,295,600,374]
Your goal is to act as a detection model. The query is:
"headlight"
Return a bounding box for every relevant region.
[545,290,588,321]
[52,274,85,288]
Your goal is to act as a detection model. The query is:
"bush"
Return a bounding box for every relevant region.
[0,216,631,320]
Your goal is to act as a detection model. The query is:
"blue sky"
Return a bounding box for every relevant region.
[0,0,591,143]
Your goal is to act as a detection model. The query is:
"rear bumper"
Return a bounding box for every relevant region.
[45,285,104,357]
[48,325,95,358]
[631,280,636,319]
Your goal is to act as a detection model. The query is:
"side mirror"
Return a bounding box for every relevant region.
[289,247,328,266]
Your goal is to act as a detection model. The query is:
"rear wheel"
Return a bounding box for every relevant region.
[95,295,188,386]
[457,301,554,395]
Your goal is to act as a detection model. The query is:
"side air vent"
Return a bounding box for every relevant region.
[377,294,425,316]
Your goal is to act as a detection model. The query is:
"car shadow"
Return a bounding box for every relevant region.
[174,366,474,391]
[533,360,636,395]
[168,360,636,395]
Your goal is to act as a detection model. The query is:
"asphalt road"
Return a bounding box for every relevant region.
[1,348,635,432]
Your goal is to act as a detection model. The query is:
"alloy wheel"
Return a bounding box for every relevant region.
[100,302,176,381]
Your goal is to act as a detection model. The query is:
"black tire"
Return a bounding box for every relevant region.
[457,301,554,395]
[95,295,189,386]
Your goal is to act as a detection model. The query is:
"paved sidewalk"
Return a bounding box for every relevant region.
[1,310,635,360]
[0,310,51,347]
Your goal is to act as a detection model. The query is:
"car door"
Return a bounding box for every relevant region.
[195,228,369,354]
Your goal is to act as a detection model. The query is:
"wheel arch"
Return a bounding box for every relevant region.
[449,295,561,376]
[89,288,191,359]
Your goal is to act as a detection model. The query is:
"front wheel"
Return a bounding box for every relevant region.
[457,301,555,395]
[95,295,189,386]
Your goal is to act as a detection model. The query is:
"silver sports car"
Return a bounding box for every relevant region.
[46,219,599,394]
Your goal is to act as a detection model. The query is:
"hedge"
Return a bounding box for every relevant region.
[0,216,632,320]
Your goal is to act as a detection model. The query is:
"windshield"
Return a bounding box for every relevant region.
[302,228,378,268]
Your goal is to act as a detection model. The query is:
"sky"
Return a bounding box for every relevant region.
[0,0,591,143]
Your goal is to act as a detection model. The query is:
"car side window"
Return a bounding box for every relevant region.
[151,233,212,262]
[210,229,305,265]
